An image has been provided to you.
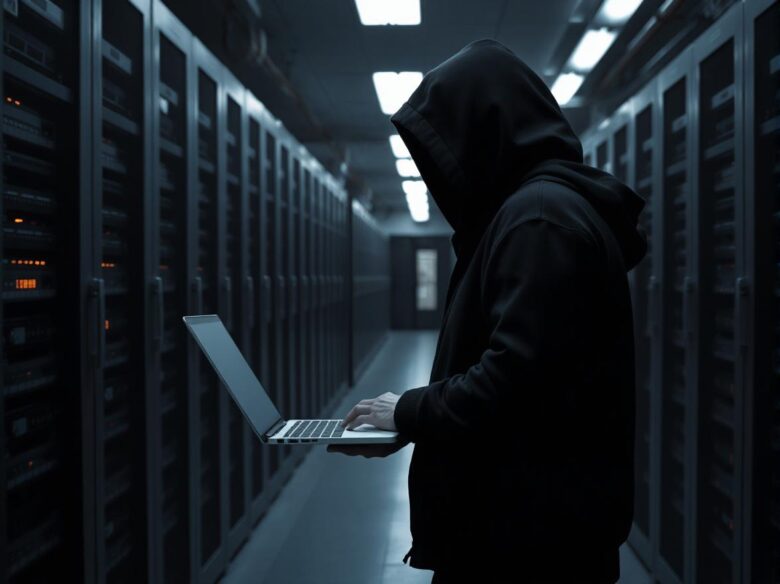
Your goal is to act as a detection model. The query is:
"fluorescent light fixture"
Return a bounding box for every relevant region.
[569,28,617,72]
[550,72,584,106]
[402,179,427,198]
[396,158,420,177]
[372,71,423,115]
[405,192,429,221]
[597,0,643,25]
[389,134,411,158]
[402,180,429,222]
[354,0,421,25]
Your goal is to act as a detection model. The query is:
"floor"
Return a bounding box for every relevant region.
[222,331,653,584]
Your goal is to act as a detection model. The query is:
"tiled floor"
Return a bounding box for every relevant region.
[222,331,652,584]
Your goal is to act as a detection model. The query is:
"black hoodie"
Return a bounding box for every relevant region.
[390,40,647,582]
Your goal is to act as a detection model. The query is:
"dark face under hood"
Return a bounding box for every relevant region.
[390,39,647,271]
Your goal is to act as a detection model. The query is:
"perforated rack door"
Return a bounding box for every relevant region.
[191,38,226,582]
[657,46,694,584]
[93,0,153,581]
[150,2,193,582]
[691,6,745,582]
[1,0,90,581]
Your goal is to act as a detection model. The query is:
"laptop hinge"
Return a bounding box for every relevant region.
[263,418,287,442]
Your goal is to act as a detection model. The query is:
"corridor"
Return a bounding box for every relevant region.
[222,332,652,584]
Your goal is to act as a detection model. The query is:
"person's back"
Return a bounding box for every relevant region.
[332,39,647,583]
[398,182,638,582]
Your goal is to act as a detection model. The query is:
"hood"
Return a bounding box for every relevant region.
[390,39,647,271]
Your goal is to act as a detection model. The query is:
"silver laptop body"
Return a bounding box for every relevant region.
[183,315,399,445]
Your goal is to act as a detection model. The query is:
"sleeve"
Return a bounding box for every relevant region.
[392,218,599,443]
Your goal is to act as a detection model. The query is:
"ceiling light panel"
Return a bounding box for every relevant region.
[354,0,421,26]
[550,72,584,106]
[389,135,411,158]
[597,0,643,25]
[372,72,423,115]
[396,158,420,177]
[568,28,617,72]
[405,192,429,222]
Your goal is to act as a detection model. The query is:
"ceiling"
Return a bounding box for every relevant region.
[256,0,581,213]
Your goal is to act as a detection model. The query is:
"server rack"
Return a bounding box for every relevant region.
[596,131,611,174]
[580,2,780,582]
[191,38,226,583]
[299,159,312,420]
[744,0,780,582]
[1,1,391,580]
[262,120,281,478]
[289,149,302,426]
[691,6,745,582]
[351,201,390,380]
[629,78,660,570]
[312,176,327,420]
[656,45,695,584]
[244,90,267,524]
[277,134,293,462]
[337,190,349,391]
[322,183,332,404]
[1,0,90,581]
[222,69,250,558]
[92,1,152,581]
[150,2,192,582]
[327,185,336,398]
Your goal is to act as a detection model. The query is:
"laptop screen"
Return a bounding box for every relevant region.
[183,314,281,438]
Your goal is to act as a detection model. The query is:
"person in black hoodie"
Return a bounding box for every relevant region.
[328,39,647,584]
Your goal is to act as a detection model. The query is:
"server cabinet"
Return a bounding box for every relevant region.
[629,79,660,569]
[1,0,91,581]
[299,159,311,419]
[744,0,780,582]
[277,137,292,461]
[312,174,324,417]
[150,2,192,582]
[657,46,694,584]
[262,123,281,477]
[337,191,349,390]
[191,39,226,583]
[245,91,267,522]
[325,184,335,402]
[596,131,611,174]
[611,104,633,188]
[351,201,390,380]
[691,6,745,582]
[583,135,594,167]
[289,151,302,423]
[92,0,152,581]
[222,70,250,557]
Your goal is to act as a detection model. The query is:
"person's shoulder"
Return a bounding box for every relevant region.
[492,179,596,240]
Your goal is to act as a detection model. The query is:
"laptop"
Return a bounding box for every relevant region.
[183,315,399,445]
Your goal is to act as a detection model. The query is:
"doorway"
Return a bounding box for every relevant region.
[390,236,452,329]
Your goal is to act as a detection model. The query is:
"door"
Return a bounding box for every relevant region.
[391,236,451,330]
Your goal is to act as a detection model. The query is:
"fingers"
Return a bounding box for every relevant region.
[345,414,372,430]
[341,404,371,427]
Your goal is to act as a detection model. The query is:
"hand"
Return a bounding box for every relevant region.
[341,392,401,431]
[327,439,409,459]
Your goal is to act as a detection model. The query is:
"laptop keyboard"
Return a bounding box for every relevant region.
[285,420,345,441]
